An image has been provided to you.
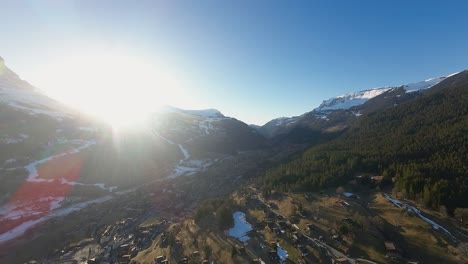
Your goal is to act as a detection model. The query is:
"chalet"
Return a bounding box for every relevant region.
[333,257,349,264]
[272,227,280,235]
[270,241,277,249]
[384,241,401,259]
[119,255,131,263]
[237,245,246,254]
[371,175,384,183]
[119,244,131,252]
[292,234,300,243]
[278,221,288,228]
[293,231,303,238]
[342,192,358,199]
[130,247,139,258]
[155,256,166,264]
[87,258,97,264]
[292,231,303,243]
[297,244,309,256]
[269,250,279,261]
[290,216,300,223]
[384,241,396,251]
[266,221,275,228]
[306,224,315,231]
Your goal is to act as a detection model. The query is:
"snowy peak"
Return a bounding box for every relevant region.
[0,57,71,119]
[402,76,448,93]
[314,74,451,112]
[315,87,393,112]
[160,105,224,118]
[0,57,31,90]
[182,108,224,118]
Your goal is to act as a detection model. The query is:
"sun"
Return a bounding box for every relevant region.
[32,52,180,128]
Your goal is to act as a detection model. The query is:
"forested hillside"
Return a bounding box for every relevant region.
[263,72,468,212]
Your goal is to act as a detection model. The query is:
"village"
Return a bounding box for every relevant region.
[6,166,468,264]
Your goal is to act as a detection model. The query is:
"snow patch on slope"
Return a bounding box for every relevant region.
[228,211,253,243]
[199,117,225,135]
[270,116,300,126]
[156,133,211,178]
[160,106,224,118]
[0,195,112,243]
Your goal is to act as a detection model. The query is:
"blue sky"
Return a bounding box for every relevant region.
[2,0,468,125]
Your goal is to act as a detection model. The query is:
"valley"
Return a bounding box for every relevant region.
[0,57,467,264]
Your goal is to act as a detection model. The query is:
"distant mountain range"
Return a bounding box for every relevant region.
[0,56,266,189]
[254,72,460,141]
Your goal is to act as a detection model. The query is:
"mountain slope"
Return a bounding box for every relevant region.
[315,75,448,112]
[263,71,468,211]
[0,57,268,243]
[257,73,454,140]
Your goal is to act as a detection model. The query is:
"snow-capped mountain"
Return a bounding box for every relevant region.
[315,87,393,112]
[152,107,266,158]
[160,105,225,118]
[0,56,73,120]
[0,56,271,244]
[314,75,449,112]
[256,72,462,139]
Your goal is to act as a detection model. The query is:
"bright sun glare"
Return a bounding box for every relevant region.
[33,52,181,128]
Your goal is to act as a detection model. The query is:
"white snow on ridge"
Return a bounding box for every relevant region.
[271,116,300,126]
[403,76,446,93]
[315,73,455,112]
[6,101,67,118]
[316,87,393,111]
[160,106,224,118]
[183,108,223,117]
[0,60,70,119]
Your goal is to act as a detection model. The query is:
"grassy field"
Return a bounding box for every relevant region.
[133,219,253,264]
[245,187,468,264]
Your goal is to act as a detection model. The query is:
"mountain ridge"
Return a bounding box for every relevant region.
[254,71,463,139]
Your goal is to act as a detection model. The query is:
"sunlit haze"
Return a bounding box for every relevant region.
[0,1,467,262]
[2,0,468,125]
[32,52,184,127]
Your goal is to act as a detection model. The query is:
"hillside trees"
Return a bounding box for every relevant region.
[263,81,468,213]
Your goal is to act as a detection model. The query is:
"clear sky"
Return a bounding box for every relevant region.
[2,0,468,125]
